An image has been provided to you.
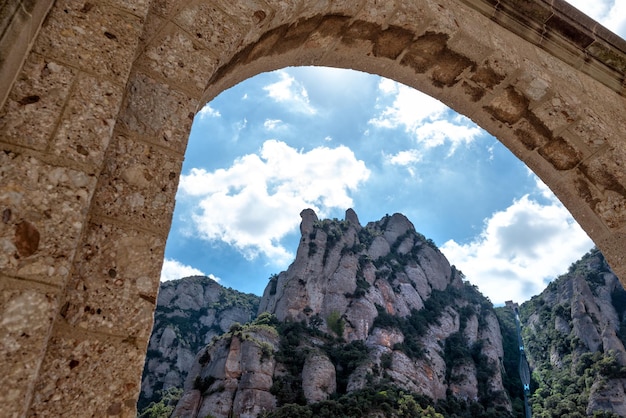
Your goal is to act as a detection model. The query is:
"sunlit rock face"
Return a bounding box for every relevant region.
[173,209,511,417]
[137,277,259,411]
[521,249,626,417]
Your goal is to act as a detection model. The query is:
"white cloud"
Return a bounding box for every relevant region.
[441,177,593,305]
[565,0,626,38]
[264,119,283,130]
[263,70,317,114]
[369,80,482,154]
[369,80,447,129]
[161,258,219,282]
[196,104,221,119]
[178,140,370,266]
[386,149,422,166]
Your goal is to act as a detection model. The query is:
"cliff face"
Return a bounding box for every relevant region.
[137,276,259,411]
[518,248,626,417]
[173,209,512,418]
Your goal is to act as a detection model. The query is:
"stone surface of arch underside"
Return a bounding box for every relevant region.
[0,0,625,416]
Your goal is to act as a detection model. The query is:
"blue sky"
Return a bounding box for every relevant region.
[160,2,625,305]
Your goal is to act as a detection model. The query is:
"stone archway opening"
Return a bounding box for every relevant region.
[167,65,594,306]
[1,1,625,416]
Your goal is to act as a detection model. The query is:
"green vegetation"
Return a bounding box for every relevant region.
[137,388,182,418]
[326,310,345,336]
[264,381,515,418]
[494,307,525,416]
[512,248,626,417]
[373,282,492,361]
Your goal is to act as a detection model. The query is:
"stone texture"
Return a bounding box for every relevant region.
[61,221,164,338]
[30,331,146,418]
[302,353,336,403]
[91,133,184,233]
[49,73,123,169]
[118,72,197,153]
[0,0,625,415]
[33,0,144,81]
[138,22,219,92]
[0,151,96,286]
[0,284,58,418]
[0,54,77,151]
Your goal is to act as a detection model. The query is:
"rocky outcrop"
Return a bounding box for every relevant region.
[137,276,259,411]
[178,209,511,417]
[520,248,626,417]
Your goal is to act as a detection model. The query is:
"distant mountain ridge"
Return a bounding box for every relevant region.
[138,211,626,418]
[138,276,259,412]
[516,248,626,417]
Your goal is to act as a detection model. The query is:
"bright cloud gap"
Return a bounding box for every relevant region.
[163,62,597,304]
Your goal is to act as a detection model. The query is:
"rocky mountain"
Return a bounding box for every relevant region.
[169,209,512,418]
[514,248,626,417]
[138,209,626,418]
[137,276,260,412]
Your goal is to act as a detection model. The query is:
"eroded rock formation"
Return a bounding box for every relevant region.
[172,209,511,417]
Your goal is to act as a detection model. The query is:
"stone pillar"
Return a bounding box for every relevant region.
[0,0,55,107]
[0,1,150,416]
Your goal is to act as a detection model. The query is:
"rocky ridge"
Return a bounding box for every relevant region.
[171,209,512,418]
[137,276,259,411]
[518,248,626,417]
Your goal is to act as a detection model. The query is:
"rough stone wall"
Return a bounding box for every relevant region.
[0,0,625,416]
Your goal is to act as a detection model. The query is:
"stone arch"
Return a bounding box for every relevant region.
[0,0,625,416]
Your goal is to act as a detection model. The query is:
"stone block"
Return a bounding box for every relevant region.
[531,92,582,133]
[537,136,582,171]
[596,231,626,287]
[0,151,97,287]
[33,0,143,82]
[357,0,397,25]
[118,72,197,154]
[147,0,187,18]
[389,1,434,31]
[107,0,151,17]
[485,86,529,125]
[174,2,247,60]
[136,11,166,56]
[49,72,124,169]
[30,331,146,417]
[61,220,163,338]
[545,173,609,240]
[91,133,183,232]
[0,283,59,418]
[0,54,76,151]
[138,22,219,92]
[0,0,54,107]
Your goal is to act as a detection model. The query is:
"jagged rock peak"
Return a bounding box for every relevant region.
[344,208,361,229]
[299,208,318,236]
[259,209,454,333]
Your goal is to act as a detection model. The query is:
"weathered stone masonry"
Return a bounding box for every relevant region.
[0,0,625,416]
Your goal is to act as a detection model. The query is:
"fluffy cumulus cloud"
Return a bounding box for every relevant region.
[385,149,422,177]
[263,70,317,114]
[178,140,370,265]
[196,103,221,119]
[369,79,482,154]
[161,258,220,282]
[441,177,594,305]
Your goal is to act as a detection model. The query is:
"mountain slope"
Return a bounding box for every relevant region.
[517,248,626,417]
[172,209,512,418]
[137,276,259,411]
